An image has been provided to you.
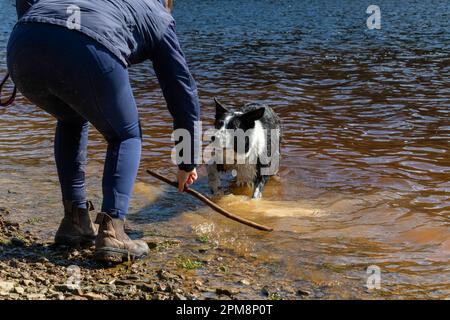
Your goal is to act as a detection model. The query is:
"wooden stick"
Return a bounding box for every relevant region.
[146,169,273,232]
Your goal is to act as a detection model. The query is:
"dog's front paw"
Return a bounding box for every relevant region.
[251,191,262,199]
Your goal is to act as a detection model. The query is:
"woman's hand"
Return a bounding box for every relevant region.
[177,168,198,192]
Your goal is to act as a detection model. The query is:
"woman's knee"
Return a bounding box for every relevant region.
[102,120,142,144]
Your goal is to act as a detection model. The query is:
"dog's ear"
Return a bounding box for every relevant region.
[214,98,229,116]
[241,107,265,123]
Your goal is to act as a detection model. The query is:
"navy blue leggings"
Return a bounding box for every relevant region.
[7,23,142,219]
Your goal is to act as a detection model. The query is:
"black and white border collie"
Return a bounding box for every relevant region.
[207,98,282,199]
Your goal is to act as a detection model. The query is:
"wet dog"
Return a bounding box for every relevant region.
[206,98,282,199]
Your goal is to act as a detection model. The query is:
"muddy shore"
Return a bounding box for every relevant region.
[0,204,319,300]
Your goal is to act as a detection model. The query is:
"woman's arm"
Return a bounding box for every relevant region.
[152,22,200,173]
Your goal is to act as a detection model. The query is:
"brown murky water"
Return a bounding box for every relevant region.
[1,0,449,298]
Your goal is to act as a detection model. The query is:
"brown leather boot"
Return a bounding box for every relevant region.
[54,201,97,246]
[94,213,149,262]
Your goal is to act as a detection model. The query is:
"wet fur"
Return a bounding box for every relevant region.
[207,98,282,199]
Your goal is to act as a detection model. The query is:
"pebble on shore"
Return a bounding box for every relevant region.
[0,207,314,300]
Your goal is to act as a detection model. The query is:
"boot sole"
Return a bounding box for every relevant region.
[94,247,148,263]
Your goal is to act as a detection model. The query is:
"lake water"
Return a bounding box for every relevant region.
[0,0,449,298]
